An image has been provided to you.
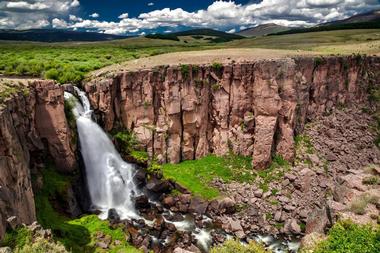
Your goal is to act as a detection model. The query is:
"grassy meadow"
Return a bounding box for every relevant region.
[0,29,379,84]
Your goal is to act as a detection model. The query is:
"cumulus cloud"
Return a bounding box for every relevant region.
[148,2,154,7]
[0,0,80,29]
[1,0,379,34]
[89,12,99,18]
[118,13,129,19]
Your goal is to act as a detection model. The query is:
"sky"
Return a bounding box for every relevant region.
[0,0,379,35]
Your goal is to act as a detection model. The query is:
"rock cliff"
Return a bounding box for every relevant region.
[85,56,380,168]
[0,80,76,240]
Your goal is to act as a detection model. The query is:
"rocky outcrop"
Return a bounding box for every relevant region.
[0,80,76,240]
[85,56,380,169]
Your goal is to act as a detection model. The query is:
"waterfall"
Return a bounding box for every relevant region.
[64,88,139,220]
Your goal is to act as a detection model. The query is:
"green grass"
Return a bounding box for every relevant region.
[33,163,140,253]
[257,155,290,192]
[313,220,380,253]
[210,239,270,253]
[0,37,215,84]
[162,154,254,199]
[1,227,32,249]
[0,80,29,103]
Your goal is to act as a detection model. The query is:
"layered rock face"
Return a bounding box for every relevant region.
[0,80,76,240]
[85,56,380,169]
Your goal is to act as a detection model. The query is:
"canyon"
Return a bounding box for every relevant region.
[0,55,379,251]
[85,56,380,168]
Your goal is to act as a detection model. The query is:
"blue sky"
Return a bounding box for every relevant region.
[0,1,379,34]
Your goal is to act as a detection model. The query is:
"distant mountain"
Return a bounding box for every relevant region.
[0,29,128,42]
[237,23,291,37]
[271,9,380,36]
[320,9,380,26]
[146,28,244,43]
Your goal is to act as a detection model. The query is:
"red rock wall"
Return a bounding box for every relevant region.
[0,80,76,240]
[85,56,380,169]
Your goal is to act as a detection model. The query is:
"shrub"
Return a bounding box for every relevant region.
[350,193,379,215]
[210,239,270,253]
[362,176,380,185]
[44,68,59,80]
[15,237,68,253]
[212,62,223,72]
[113,130,138,154]
[313,220,380,253]
[180,64,190,79]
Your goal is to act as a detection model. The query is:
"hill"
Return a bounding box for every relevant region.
[237,23,291,37]
[271,9,380,36]
[0,29,128,42]
[145,28,244,43]
[321,9,380,26]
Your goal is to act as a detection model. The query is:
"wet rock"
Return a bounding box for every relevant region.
[107,209,120,223]
[146,178,172,193]
[135,195,150,209]
[162,195,175,208]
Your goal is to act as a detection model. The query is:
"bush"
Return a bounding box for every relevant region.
[113,130,138,154]
[210,239,270,253]
[313,220,380,253]
[362,176,379,185]
[44,68,59,80]
[15,237,68,253]
[350,193,379,215]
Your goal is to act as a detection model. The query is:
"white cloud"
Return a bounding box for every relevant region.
[1,0,379,34]
[70,0,80,8]
[6,1,48,10]
[118,13,129,19]
[90,12,99,18]
[52,18,68,28]
[0,0,80,29]
[148,2,154,6]
[227,28,236,33]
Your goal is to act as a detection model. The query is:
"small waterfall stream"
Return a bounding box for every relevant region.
[65,88,139,220]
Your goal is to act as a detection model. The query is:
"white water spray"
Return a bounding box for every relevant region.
[65,88,139,220]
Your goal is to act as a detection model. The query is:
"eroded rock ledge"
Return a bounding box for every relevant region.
[85,56,380,168]
[0,80,76,239]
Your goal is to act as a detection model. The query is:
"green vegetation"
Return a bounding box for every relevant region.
[32,163,139,253]
[113,130,138,154]
[312,220,380,253]
[180,64,190,78]
[0,80,29,103]
[2,227,32,249]
[350,193,379,215]
[2,227,68,253]
[210,239,270,253]
[295,134,314,154]
[257,155,290,192]
[362,176,380,185]
[162,154,254,199]
[0,38,213,84]
[64,96,77,130]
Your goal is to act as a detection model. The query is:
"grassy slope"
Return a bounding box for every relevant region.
[0,37,216,84]
[227,29,380,53]
[33,164,140,253]
[161,154,291,199]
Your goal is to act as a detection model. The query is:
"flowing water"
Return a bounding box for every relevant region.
[65,89,139,220]
[64,88,299,252]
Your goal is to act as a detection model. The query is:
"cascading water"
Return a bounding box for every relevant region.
[64,88,298,253]
[65,88,139,220]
